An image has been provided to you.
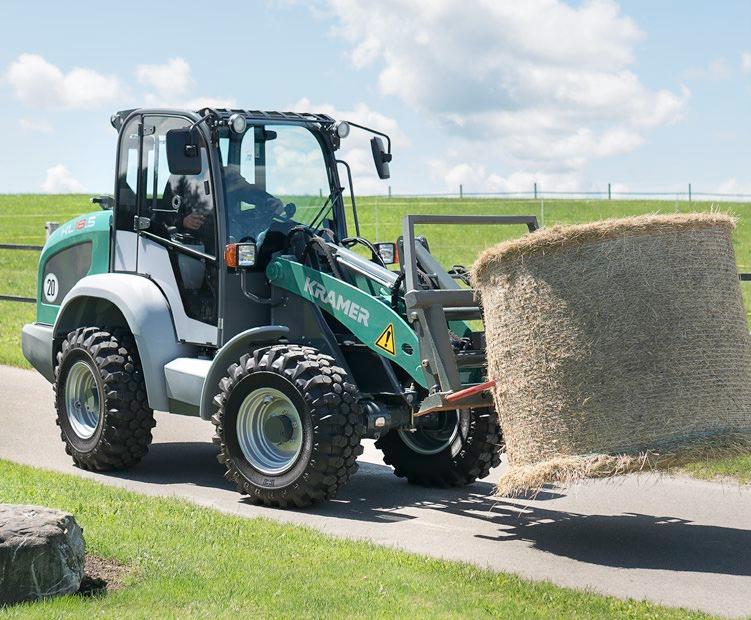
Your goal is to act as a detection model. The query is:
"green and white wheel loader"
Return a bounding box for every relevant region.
[22,107,537,508]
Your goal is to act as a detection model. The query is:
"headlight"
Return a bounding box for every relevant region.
[335,121,350,139]
[237,242,256,267]
[374,242,397,265]
[229,113,247,135]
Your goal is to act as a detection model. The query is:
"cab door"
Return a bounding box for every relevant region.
[113,114,141,271]
[119,114,219,346]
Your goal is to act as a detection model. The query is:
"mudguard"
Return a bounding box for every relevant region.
[53,273,191,411]
[198,325,290,420]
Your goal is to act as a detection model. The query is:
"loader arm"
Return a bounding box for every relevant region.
[266,256,427,387]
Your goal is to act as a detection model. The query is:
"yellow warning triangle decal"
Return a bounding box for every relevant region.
[375,323,396,355]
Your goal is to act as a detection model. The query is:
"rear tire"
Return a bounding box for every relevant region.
[54,327,155,471]
[376,408,502,487]
[212,344,365,508]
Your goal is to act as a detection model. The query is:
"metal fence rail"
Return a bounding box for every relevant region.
[0,243,43,251]
[0,243,40,303]
[0,294,35,303]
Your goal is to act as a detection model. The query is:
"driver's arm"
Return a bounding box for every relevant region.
[224,166,283,214]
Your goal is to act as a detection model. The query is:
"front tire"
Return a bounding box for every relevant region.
[212,345,365,508]
[376,408,502,487]
[54,327,155,471]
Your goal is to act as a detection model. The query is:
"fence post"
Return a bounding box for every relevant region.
[608,183,611,200]
[459,184,463,199]
[688,183,692,202]
[45,222,59,239]
[388,185,391,199]
[534,182,538,199]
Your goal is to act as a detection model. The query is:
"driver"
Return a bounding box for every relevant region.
[222,164,287,242]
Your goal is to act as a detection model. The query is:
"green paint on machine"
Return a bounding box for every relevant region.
[267,257,427,388]
[36,210,112,325]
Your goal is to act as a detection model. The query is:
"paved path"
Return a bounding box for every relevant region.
[1,364,749,617]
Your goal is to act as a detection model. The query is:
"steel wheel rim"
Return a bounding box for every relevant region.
[65,360,101,440]
[398,411,460,455]
[236,386,303,475]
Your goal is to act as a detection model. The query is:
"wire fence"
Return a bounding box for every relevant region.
[373,184,751,202]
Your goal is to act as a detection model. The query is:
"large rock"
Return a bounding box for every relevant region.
[0,505,85,605]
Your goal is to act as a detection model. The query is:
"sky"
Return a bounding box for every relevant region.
[0,0,749,197]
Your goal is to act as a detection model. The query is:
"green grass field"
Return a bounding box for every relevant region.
[0,459,713,619]
[1,193,749,483]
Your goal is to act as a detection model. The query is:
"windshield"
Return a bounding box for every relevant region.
[218,123,335,243]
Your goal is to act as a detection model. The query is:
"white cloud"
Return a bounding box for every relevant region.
[136,58,235,110]
[5,54,120,109]
[685,58,733,81]
[429,158,583,194]
[290,98,407,194]
[312,0,688,176]
[717,178,751,196]
[742,52,751,74]
[41,165,85,193]
[136,57,193,99]
[19,118,54,133]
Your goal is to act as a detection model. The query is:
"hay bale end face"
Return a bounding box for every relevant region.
[472,213,751,496]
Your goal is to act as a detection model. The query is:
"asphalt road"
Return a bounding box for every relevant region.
[1,364,750,617]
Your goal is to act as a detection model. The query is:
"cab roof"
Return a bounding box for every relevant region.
[111,108,336,130]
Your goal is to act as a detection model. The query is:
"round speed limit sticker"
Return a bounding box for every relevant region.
[43,273,59,303]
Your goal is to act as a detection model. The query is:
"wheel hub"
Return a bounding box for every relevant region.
[236,387,303,475]
[263,414,295,444]
[65,360,101,440]
[398,411,460,455]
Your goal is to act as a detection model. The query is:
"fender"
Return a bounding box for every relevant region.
[198,325,289,420]
[54,273,192,411]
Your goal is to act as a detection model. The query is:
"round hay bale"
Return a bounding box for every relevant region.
[472,213,751,496]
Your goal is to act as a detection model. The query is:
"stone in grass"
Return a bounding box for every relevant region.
[0,504,85,605]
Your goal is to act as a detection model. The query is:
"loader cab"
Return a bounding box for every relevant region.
[110,109,346,348]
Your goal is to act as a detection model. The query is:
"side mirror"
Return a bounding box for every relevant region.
[166,128,202,176]
[370,137,392,180]
[90,195,114,210]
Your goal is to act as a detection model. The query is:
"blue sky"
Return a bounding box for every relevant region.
[0,0,749,196]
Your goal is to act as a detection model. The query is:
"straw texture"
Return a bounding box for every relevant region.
[472,213,751,496]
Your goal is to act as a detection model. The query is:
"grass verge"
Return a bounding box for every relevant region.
[683,455,751,484]
[0,460,712,619]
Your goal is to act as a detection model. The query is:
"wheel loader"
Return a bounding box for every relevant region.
[22,107,538,508]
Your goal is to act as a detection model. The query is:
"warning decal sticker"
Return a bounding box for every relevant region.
[375,323,396,355]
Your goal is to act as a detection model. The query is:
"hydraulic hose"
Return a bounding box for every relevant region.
[301,235,343,280]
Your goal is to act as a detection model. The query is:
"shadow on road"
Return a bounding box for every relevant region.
[108,440,234,491]
[108,439,750,577]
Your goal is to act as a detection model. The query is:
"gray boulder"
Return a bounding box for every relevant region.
[0,505,85,605]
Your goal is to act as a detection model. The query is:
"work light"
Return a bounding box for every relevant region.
[237,242,256,268]
[229,113,247,135]
[374,242,397,265]
[335,121,350,139]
